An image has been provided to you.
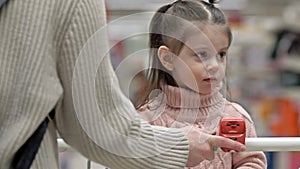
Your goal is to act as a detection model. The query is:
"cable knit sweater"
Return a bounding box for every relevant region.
[0,1,189,168]
[138,85,267,169]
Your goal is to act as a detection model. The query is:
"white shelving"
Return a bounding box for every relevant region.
[279,55,300,73]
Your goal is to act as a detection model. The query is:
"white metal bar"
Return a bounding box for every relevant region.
[58,137,300,152]
[245,137,300,152]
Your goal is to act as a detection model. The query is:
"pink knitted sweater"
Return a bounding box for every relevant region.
[138,85,267,169]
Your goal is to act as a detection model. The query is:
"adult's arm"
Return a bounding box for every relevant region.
[55,0,190,168]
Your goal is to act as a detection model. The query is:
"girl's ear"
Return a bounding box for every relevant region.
[157,46,174,71]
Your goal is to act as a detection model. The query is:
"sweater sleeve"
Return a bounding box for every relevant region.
[55,0,189,168]
[231,124,267,169]
[230,103,267,169]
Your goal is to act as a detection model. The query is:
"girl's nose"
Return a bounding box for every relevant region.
[205,57,219,74]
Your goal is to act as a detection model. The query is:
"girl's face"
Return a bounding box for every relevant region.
[162,24,229,94]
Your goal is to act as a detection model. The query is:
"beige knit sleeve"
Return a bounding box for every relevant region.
[55,0,189,168]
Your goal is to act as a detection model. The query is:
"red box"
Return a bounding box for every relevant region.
[219,118,246,152]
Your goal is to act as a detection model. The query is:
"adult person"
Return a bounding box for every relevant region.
[0,0,245,168]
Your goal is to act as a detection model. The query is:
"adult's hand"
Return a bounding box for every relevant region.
[183,126,246,167]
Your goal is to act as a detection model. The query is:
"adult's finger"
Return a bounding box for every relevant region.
[210,135,246,152]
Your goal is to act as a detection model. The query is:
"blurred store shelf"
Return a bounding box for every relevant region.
[280,56,300,73]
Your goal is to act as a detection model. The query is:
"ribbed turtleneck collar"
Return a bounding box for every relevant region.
[161,84,224,109]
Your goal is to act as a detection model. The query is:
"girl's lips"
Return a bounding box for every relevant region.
[203,78,217,83]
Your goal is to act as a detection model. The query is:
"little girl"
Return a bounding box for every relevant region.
[136,0,267,168]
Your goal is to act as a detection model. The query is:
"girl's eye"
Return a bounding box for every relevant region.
[217,51,227,59]
[196,51,208,59]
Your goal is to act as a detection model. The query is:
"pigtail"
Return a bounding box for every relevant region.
[135,4,173,109]
[149,4,172,49]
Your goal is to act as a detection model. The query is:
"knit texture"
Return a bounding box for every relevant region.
[0,0,189,168]
[138,85,267,168]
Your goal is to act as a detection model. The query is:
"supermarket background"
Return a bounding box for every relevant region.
[59,0,300,168]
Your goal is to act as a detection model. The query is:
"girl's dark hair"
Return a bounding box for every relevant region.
[135,0,231,109]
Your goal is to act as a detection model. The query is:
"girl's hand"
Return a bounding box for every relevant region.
[183,126,246,167]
